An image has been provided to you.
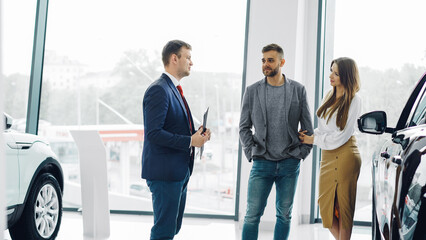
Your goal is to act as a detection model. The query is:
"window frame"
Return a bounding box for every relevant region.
[27,0,252,220]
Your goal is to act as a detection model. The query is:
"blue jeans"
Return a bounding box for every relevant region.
[242,158,300,240]
[146,169,190,240]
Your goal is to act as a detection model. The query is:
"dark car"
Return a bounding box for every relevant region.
[358,73,426,240]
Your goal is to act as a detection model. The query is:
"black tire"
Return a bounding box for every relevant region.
[9,173,63,240]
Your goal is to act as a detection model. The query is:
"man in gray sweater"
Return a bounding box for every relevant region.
[239,43,313,240]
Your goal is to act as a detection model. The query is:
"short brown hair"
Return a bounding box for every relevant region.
[262,43,284,59]
[162,40,192,66]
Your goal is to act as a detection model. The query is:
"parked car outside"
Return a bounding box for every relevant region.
[4,113,64,240]
[129,182,151,198]
[358,73,426,240]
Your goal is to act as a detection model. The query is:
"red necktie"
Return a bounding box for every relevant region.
[176,85,193,133]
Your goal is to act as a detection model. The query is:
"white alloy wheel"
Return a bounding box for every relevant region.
[34,183,60,238]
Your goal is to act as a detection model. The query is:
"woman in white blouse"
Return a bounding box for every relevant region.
[299,57,361,240]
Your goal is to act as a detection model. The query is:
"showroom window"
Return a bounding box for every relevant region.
[2,1,36,131]
[318,0,426,223]
[38,0,247,216]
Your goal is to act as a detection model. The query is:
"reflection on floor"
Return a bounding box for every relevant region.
[4,211,371,239]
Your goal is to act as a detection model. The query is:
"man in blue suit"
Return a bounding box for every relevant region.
[142,40,211,240]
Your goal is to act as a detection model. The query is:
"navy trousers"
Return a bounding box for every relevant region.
[146,169,190,240]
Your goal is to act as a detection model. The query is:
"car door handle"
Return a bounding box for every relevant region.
[391,155,402,165]
[7,143,32,150]
[381,151,390,159]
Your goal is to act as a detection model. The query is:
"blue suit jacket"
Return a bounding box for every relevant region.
[142,73,195,181]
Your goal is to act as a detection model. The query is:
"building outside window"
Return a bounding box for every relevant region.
[321,0,426,222]
[2,1,36,129]
[38,0,247,216]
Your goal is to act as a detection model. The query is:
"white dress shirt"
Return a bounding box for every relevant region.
[313,93,362,150]
[164,71,180,87]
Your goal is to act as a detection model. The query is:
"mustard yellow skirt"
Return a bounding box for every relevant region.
[318,136,361,229]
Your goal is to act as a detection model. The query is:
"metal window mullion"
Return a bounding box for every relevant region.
[235,0,251,222]
[310,0,326,224]
[26,0,49,134]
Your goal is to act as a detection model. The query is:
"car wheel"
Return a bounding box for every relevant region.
[9,173,62,240]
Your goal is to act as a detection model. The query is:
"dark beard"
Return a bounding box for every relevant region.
[263,66,279,77]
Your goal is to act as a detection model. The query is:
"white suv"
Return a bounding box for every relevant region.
[4,113,64,240]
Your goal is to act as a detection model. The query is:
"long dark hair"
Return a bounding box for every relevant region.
[316,57,360,130]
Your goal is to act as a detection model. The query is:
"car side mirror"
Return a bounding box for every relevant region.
[357,111,387,135]
[4,114,13,130]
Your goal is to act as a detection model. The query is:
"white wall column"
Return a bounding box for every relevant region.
[239,0,320,229]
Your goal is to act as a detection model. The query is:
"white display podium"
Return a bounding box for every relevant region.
[71,130,110,240]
